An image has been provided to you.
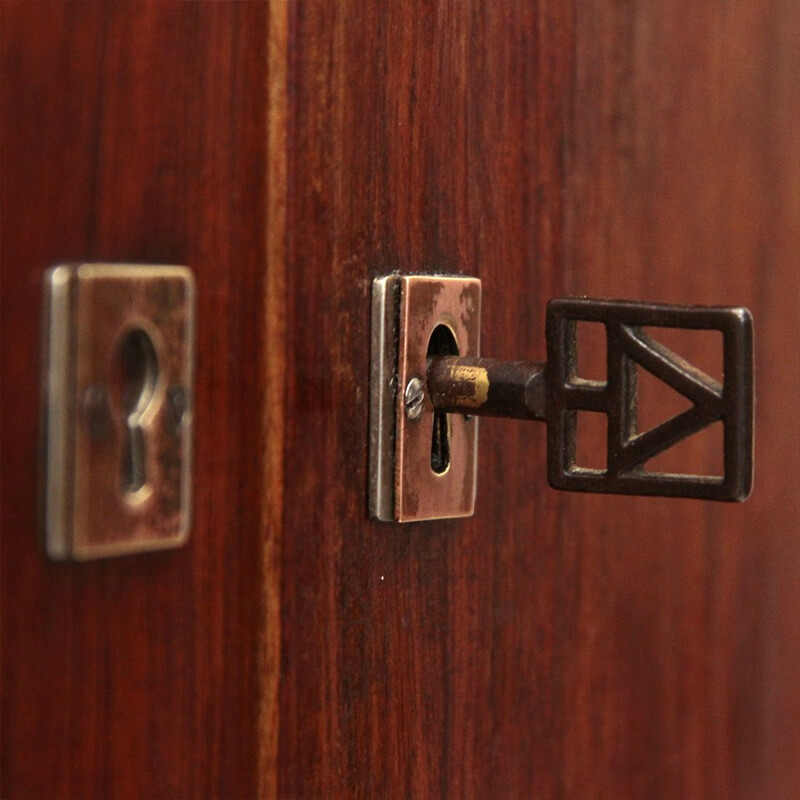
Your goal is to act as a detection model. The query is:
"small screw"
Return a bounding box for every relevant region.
[82,384,110,440]
[166,385,188,432]
[404,377,425,421]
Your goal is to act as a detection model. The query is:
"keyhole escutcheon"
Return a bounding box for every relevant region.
[112,327,159,495]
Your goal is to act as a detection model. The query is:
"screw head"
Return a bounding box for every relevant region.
[166,385,188,432]
[404,377,425,421]
[82,384,110,440]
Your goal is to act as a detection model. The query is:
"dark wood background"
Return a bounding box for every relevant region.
[1,3,268,797]
[2,1,798,798]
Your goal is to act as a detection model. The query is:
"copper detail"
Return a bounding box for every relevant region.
[42,264,195,559]
[369,274,481,522]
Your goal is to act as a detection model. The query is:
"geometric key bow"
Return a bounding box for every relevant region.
[545,298,754,501]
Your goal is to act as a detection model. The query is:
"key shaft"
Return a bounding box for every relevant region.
[427,356,547,421]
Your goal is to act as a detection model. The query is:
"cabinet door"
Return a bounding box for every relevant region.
[1,4,269,797]
[2,2,798,798]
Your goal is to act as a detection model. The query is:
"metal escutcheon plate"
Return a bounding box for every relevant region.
[369,274,481,522]
[42,264,195,560]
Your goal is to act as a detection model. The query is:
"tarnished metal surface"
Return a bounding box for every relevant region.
[368,275,400,520]
[369,274,481,521]
[42,264,195,559]
[427,356,546,420]
[546,298,753,501]
[426,300,753,502]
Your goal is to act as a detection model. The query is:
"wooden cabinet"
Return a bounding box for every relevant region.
[2,2,798,796]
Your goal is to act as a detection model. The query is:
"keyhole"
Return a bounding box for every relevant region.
[427,324,459,474]
[112,327,159,495]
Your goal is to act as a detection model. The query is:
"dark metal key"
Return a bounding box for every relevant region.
[426,298,754,501]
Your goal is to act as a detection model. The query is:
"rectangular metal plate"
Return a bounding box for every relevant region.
[369,274,481,522]
[42,264,195,559]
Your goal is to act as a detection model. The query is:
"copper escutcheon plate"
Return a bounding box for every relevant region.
[369,274,481,522]
[42,264,195,559]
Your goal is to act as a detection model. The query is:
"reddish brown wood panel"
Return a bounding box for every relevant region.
[565,4,800,797]
[1,3,269,797]
[276,0,799,798]
[277,1,574,796]
[3,0,799,797]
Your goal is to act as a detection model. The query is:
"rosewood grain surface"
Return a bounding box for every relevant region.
[277,1,574,796]
[276,0,799,798]
[565,4,800,798]
[1,3,269,797]
[3,0,800,798]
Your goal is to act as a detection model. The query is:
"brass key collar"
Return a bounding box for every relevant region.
[427,356,547,421]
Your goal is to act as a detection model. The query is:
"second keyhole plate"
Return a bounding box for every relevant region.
[369,274,481,522]
[42,264,195,560]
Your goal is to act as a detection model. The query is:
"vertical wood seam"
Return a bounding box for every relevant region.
[259,1,288,796]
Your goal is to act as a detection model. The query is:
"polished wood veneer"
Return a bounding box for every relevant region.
[2,1,798,797]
